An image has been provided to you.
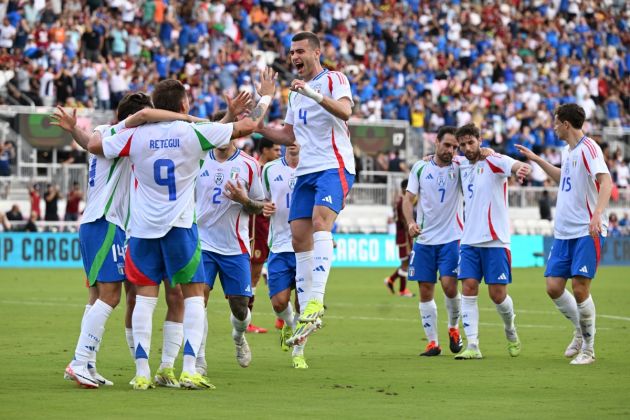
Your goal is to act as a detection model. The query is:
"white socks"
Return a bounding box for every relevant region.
[132,295,158,378]
[495,295,518,342]
[461,295,479,349]
[577,295,596,351]
[419,300,438,344]
[444,293,461,328]
[125,328,135,359]
[74,300,113,364]
[275,302,296,329]
[182,297,205,375]
[311,231,334,303]
[552,289,581,337]
[295,251,313,313]
[160,321,183,369]
[231,309,251,343]
[196,315,208,375]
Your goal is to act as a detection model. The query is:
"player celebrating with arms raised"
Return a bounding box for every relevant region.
[456,123,530,360]
[516,104,612,365]
[258,31,355,345]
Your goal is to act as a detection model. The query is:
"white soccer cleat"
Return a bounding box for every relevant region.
[564,334,583,358]
[234,336,252,368]
[89,367,113,386]
[65,363,99,389]
[570,350,595,365]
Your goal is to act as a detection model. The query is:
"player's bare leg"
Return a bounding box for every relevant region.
[398,257,413,297]
[547,276,583,357]
[247,261,268,333]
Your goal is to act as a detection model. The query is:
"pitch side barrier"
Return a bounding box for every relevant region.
[1,233,629,268]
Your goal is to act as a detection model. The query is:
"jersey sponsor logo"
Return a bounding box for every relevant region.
[274,175,284,182]
[214,172,224,185]
[579,265,588,274]
[498,273,507,280]
[322,195,333,204]
[230,167,240,180]
[200,170,210,177]
[245,285,251,292]
[425,173,434,180]
[313,265,326,272]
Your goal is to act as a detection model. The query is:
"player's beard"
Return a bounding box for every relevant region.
[438,152,453,164]
[465,149,481,162]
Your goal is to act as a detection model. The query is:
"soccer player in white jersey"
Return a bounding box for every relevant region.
[257,31,355,344]
[195,137,265,371]
[403,126,464,357]
[261,143,309,368]
[516,104,612,365]
[89,72,276,390]
[455,123,530,360]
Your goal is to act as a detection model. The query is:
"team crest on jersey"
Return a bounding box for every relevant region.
[437,175,446,187]
[289,175,297,190]
[214,173,224,185]
[230,167,240,180]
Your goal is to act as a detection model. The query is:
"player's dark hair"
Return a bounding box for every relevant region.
[292,31,320,49]
[437,126,457,141]
[152,79,187,113]
[117,92,153,120]
[211,110,227,122]
[555,103,585,129]
[401,179,408,190]
[455,123,480,140]
[258,137,275,152]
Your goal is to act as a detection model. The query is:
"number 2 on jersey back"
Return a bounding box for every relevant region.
[153,159,176,201]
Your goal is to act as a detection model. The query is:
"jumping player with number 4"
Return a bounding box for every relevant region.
[516,103,612,365]
[89,69,277,390]
[258,32,355,347]
[455,123,531,360]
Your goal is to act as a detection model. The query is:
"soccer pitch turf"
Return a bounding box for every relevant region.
[0,267,629,419]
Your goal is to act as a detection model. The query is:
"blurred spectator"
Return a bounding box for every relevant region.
[0,140,14,176]
[64,181,83,221]
[5,204,23,221]
[0,212,10,232]
[608,213,622,237]
[619,213,629,228]
[44,184,60,221]
[539,190,552,221]
[387,150,408,172]
[29,184,41,220]
[24,211,38,232]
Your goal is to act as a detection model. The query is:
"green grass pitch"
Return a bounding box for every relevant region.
[0,267,629,419]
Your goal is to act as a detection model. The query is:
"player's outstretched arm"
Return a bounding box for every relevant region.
[220,91,253,123]
[124,108,204,128]
[290,79,352,121]
[231,67,277,139]
[403,191,421,237]
[256,123,296,145]
[50,106,91,150]
[515,144,561,183]
[590,172,613,236]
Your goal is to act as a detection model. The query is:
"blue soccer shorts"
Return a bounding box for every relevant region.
[79,216,126,286]
[288,168,355,221]
[544,235,604,280]
[408,240,459,283]
[267,251,296,297]
[125,226,204,287]
[202,250,252,297]
[458,245,512,284]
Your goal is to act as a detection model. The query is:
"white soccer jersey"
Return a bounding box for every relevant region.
[196,149,264,255]
[82,121,130,229]
[262,157,297,253]
[285,69,355,176]
[460,154,517,247]
[555,136,609,239]
[406,159,463,245]
[102,120,233,238]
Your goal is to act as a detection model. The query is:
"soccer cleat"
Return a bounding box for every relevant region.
[287,318,323,346]
[235,336,252,368]
[275,318,285,330]
[564,334,583,358]
[384,278,395,294]
[570,350,595,365]
[280,325,293,352]
[399,289,415,297]
[89,368,114,386]
[420,341,442,357]
[179,372,215,390]
[299,299,325,322]
[246,324,268,334]
[448,328,463,354]
[292,355,308,369]
[507,337,522,357]
[154,367,180,388]
[454,348,483,360]
[131,375,154,390]
[65,363,99,389]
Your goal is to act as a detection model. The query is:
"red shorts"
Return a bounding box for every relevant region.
[250,214,270,264]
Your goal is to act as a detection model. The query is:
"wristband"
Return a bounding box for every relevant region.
[298,85,324,103]
[258,95,272,106]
